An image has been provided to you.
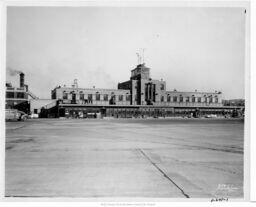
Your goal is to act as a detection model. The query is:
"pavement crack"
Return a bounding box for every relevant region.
[138,148,190,198]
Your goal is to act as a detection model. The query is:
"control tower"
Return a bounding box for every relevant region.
[130,63,150,80]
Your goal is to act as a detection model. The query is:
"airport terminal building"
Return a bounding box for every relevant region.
[45,63,236,118]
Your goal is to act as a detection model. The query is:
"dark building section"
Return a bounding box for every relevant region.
[20,72,25,88]
[6,73,29,109]
[223,99,245,106]
[5,72,39,113]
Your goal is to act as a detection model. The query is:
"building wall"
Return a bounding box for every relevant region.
[51,63,223,108]
[163,91,223,107]
[52,87,131,106]
[5,87,28,108]
[30,99,55,114]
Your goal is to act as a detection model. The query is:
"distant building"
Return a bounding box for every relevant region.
[118,63,223,107]
[5,72,38,114]
[5,63,244,118]
[52,63,223,108]
[6,73,28,109]
[47,63,237,118]
[222,99,245,106]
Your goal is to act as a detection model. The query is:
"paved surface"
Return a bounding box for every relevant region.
[5,118,244,198]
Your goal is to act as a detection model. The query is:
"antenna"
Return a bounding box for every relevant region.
[136,53,139,64]
[142,48,145,64]
[74,79,78,88]
[136,52,141,65]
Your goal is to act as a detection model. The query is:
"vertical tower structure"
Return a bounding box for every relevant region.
[118,62,166,105]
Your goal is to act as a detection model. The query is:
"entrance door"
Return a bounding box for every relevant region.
[71,93,76,104]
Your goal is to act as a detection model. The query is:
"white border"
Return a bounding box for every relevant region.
[250,0,255,202]
[0,0,252,206]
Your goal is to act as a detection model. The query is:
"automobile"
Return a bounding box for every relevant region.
[19,111,28,121]
[5,109,28,121]
[29,113,39,119]
[205,114,217,118]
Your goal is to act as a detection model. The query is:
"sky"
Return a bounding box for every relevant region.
[6,6,246,99]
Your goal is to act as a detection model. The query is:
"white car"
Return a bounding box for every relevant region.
[205,114,217,118]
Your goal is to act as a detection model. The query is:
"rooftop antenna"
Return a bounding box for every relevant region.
[74,79,78,88]
[141,48,145,64]
[136,52,141,65]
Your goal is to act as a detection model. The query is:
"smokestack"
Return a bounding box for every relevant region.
[20,72,24,88]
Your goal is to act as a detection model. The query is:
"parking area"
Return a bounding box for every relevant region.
[5,118,244,198]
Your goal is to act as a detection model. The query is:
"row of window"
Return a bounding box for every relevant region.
[63,93,131,101]
[6,92,25,99]
[161,96,218,103]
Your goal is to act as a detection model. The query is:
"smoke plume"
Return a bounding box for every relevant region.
[7,67,23,76]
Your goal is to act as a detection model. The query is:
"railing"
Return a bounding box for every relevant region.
[27,90,39,99]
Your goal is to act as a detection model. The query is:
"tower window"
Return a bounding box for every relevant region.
[126,94,130,101]
[104,94,108,101]
[88,94,93,103]
[63,92,68,99]
[80,94,84,100]
[96,94,100,101]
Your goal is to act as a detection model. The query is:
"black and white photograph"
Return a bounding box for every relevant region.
[1,0,252,204]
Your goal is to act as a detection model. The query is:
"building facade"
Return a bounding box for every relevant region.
[118,63,223,107]
[52,63,223,108]
[6,73,29,109]
[44,63,238,118]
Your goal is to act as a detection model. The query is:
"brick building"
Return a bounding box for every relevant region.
[5,73,28,109]
[46,63,240,118]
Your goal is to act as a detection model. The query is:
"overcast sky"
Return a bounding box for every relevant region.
[6,6,246,99]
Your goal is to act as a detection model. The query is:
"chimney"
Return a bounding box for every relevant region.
[20,72,24,88]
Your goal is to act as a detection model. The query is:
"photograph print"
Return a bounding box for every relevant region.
[5,4,247,200]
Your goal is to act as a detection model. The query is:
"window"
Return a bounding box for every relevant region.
[205,97,207,103]
[63,92,68,99]
[173,96,177,102]
[160,84,164,90]
[88,94,93,102]
[17,92,25,98]
[209,97,213,103]
[192,96,195,102]
[198,97,201,103]
[96,93,100,101]
[104,94,108,101]
[161,96,164,102]
[34,109,38,114]
[167,95,171,102]
[186,97,190,102]
[126,94,130,101]
[119,95,123,101]
[215,97,218,103]
[179,96,183,102]
[80,94,84,100]
[6,92,14,98]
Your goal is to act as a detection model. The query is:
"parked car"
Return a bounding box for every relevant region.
[5,109,28,121]
[205,114,217,118]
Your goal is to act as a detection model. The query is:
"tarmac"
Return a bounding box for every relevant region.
[5,118,244,198]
